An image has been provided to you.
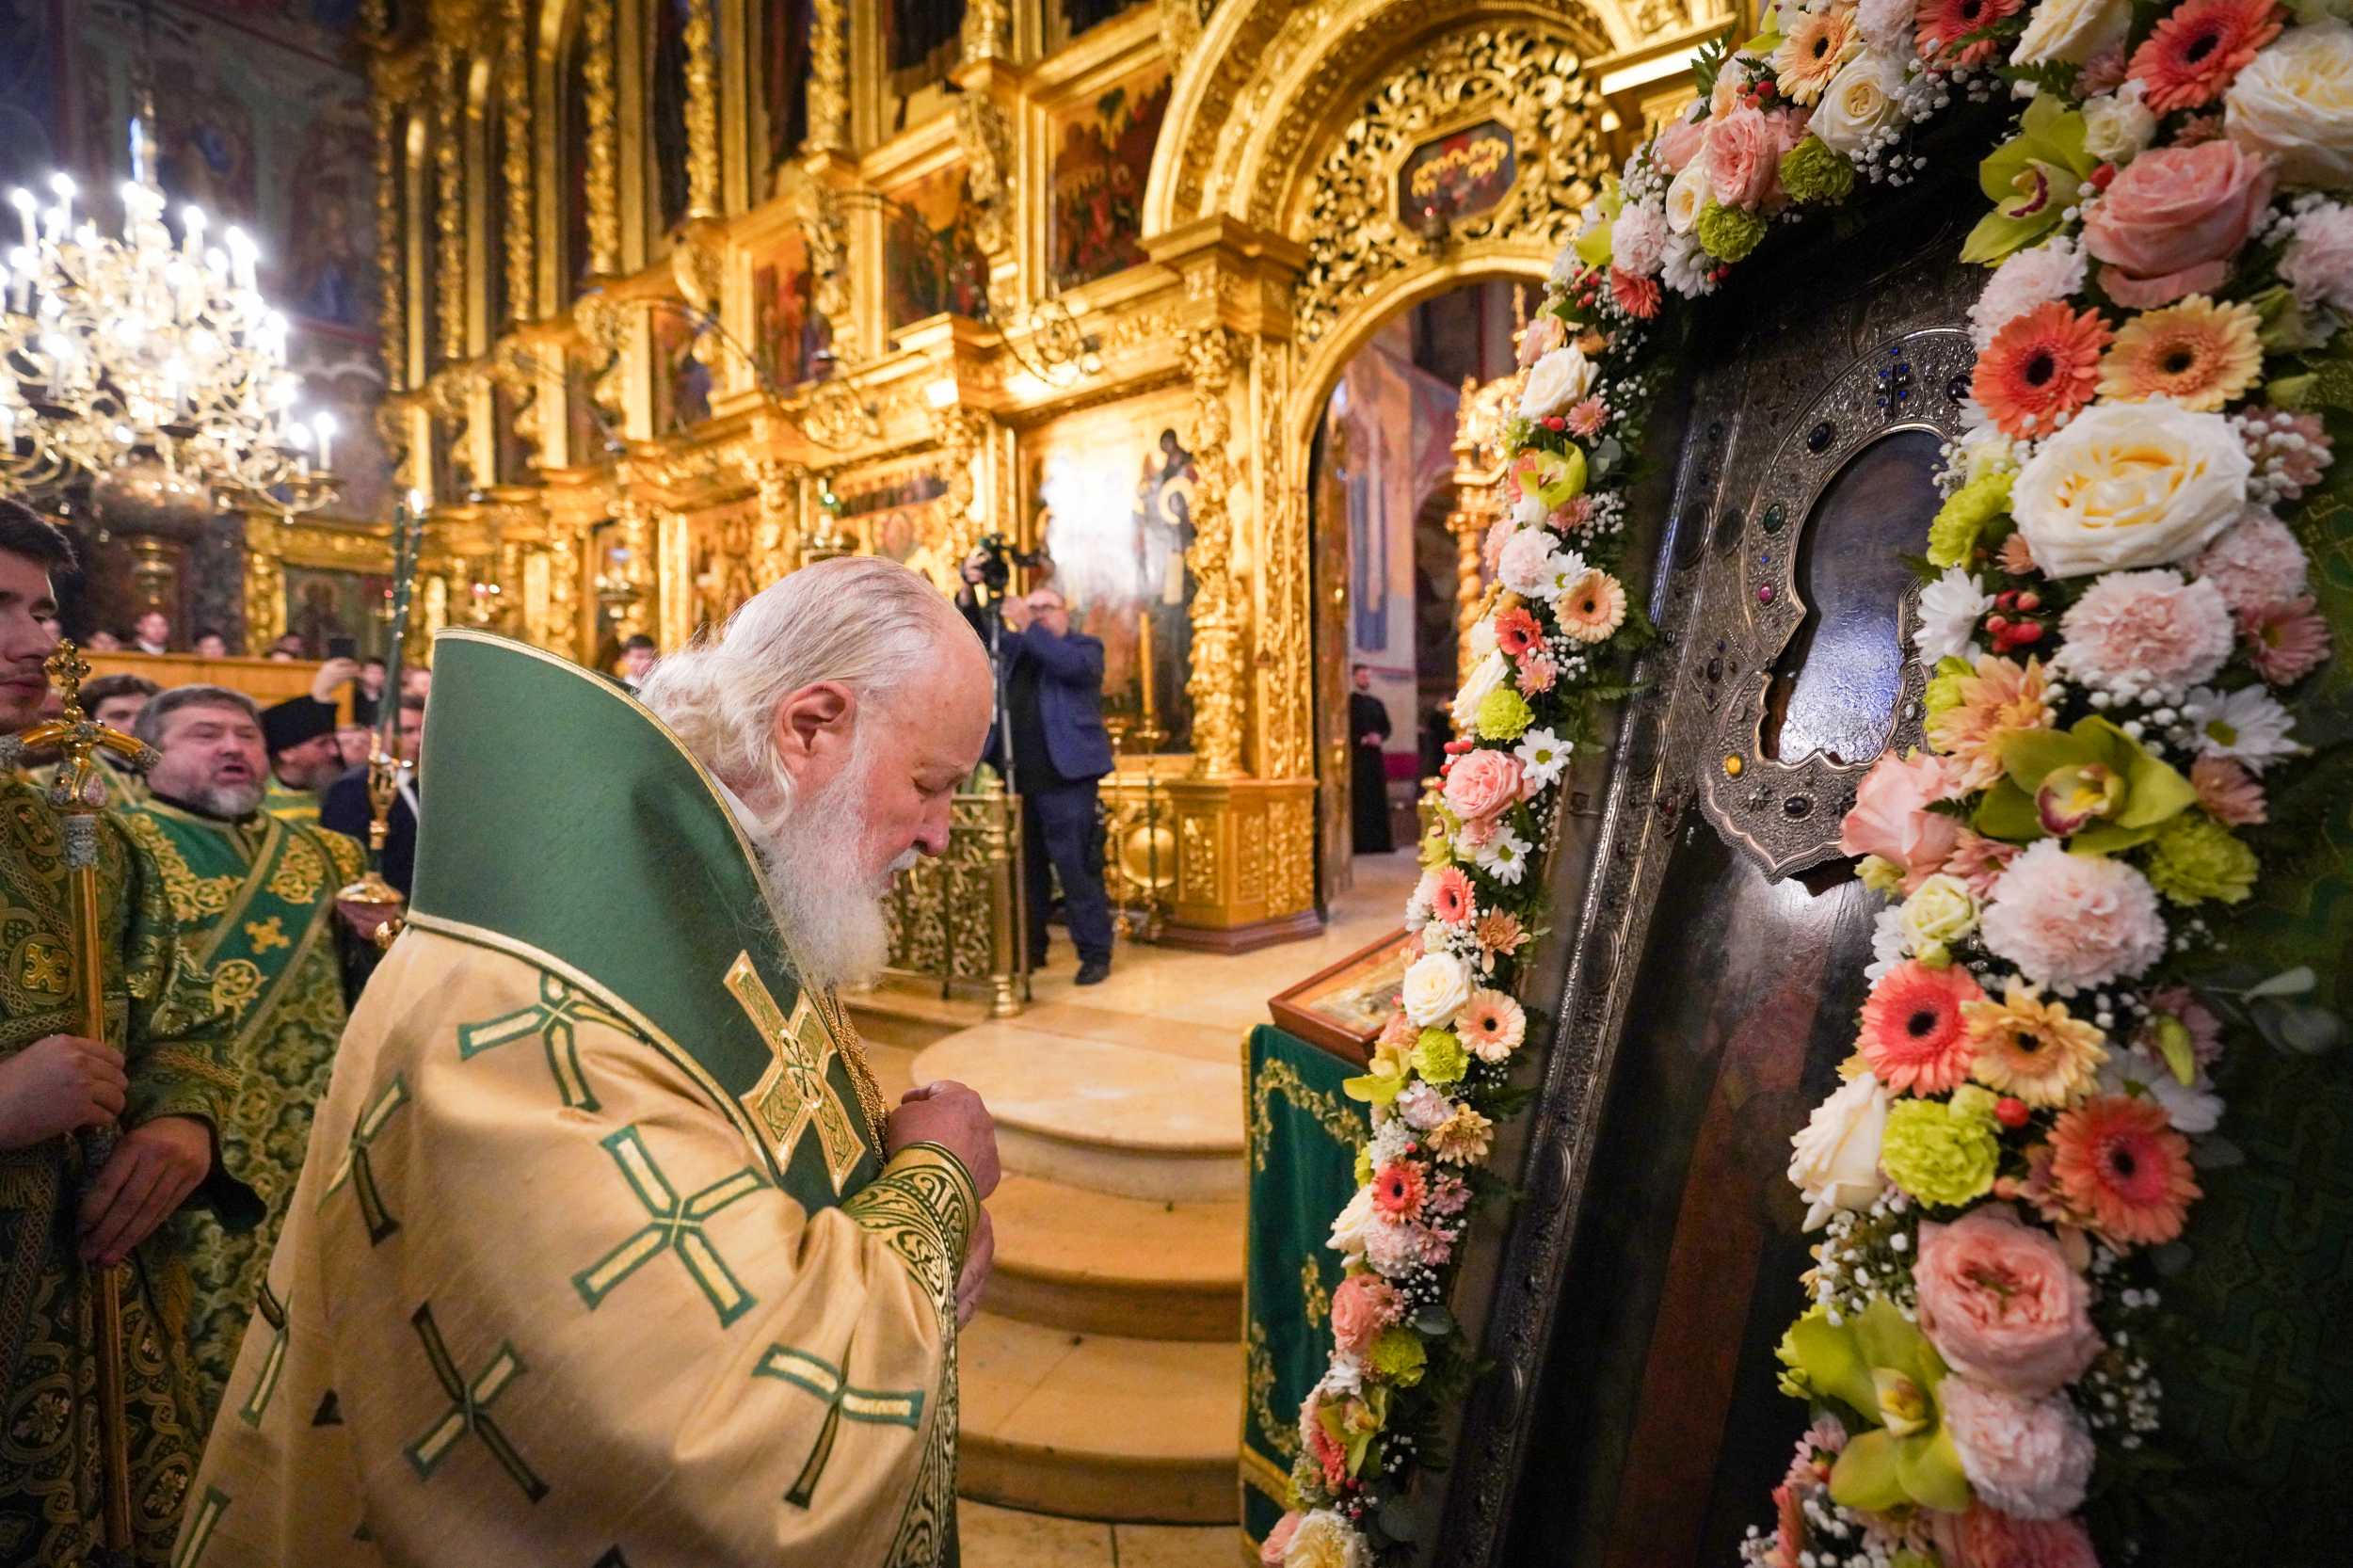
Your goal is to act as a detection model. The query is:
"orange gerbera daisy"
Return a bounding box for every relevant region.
[1859,961,1985,1096]
[2049,1095,2201,1247]
[1962,980,2109,1108]
[1915,0,2025,68]
[1494,606,1544,656]
[1927,655,2052,792]
[1972,302,2110,440]
[1557,568,1628,644]
[2097,296,2262,411]
[1369,1160,1428,1223]
[1774,5,1859,104]
[2129,0,2282,114]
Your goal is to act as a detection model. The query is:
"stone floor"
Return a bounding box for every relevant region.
[859,850,1421,1568]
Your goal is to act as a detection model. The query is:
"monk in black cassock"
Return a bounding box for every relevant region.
[1349,664,1394,855]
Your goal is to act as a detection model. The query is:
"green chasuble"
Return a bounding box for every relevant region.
[184,631,977,1568]
[0,776,255,1567]
[260,779,320,828]
[113,799,365,1420]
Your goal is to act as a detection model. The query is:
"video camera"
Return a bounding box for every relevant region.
[972,532,1050,597]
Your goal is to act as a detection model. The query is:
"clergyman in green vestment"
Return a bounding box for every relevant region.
[0,504,258,1567]
[185,557,1004,1568]
[116,684,383,1420]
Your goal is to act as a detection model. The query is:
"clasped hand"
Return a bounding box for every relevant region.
[885,1080,1000,1327]
[0,1034,211,1265]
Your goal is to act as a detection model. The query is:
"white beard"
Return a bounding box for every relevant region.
[185,779,265,819]
[747,758,918,991]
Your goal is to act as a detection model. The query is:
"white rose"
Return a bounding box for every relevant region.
[1518,344,1596,420]
[2227,21,2353,189]
[1787,1071,1891,1230]
[1401,951,1475,1028]
[1326,1186,1380,1257]
[1898,873,1980,962]
[1450,648,1509,731]
[1285,1510,1368,1568]
[2082,82,2158,165]
[2009,402,2251,579]
[1511,491,1548,529]
[1810,49,1906,158]
[1466,614,1499,661]
[2010,0,2129,67]
[1665,157,1710,234]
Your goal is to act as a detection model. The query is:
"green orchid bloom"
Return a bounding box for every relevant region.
[1977,716,2198,852]
[1785,1298,1972,1514]
[1529,445,1590,507]
[1315,1384,1391,1478]
[1961,96,2096,264]
[1574,178,1624,269]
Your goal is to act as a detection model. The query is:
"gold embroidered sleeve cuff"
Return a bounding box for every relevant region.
[841,1142,981,1312]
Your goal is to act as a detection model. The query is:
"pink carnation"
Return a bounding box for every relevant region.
[1482,516,1516,578]
[1329,1273,1402,1355]
[1968,239,2089,352]
[1611,201,1668,277]
[2281,203,2353,312]
[1654,116,1705,173]
[1940,1380,2097,1522]
[1933,1505,2100,1568]
[2056,568,2234,697]
[1914,1206,2102,1397]
[1443,746,1526,823]
[1705,104,1782,210]
[2194,507,2310,615]
[1498,528,1561,598]
[2190,753,2266,826]
[1944,830,2023,896]
[1566,397,1610,438]
[2079,46,2129,94]
[1839,749,1962,893]
[1982,839,2169,989]
[1857,0,1917,50]
[2240,596,2332,686]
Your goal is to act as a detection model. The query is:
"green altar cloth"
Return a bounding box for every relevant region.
[1241,1024,1368,1552]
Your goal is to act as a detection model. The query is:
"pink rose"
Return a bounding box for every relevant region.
[2082,140,2274,308]
[1838,750,1962,893]
[1516,312,1565,369]
[1329,1273,1400,1355]
[1914,1206,2102,1396]
[1655,116,1706,173]
[1930,1504,2101,1568]
[1260,1512,1302,1566]
[1443,746,1526,823]
[1705,104,1781,211]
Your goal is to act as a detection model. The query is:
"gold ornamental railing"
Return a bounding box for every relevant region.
[880,772,1025,1016]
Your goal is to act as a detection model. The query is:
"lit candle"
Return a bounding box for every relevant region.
[312,410,337,472]
[182,204,204,260]
[408,487,427,517]
[48,172,72,239]
[1136,610,1156,733]
[10,190,33,251]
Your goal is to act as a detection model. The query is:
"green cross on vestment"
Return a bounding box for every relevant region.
[571,1125,768,1327]
[403,1303,547,1501]
[456,972,631,1112]
[319,1073,411,1245]
[752,1342,925,1507]
[725,953,865,1192]
[170,1486,231,1568]
[237,1282,290,1427]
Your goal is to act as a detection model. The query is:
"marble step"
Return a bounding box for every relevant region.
[913,1026,1244,1203]
[983,1174,1242,1343]
[958,1312,1241,1526]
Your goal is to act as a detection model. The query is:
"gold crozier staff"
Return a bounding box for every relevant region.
[19,641,159,1565]
[336,494,424,943]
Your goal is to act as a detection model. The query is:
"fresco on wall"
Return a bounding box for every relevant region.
[652,311,712,435]
[754,234,835,389]
[283,564,392,660]
[885,168,988,328]
[838,462,955,588]
[1033,388,1197,753]
[1048,71,1167,291]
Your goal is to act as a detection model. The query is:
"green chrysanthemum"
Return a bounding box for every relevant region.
[1779,136,1856,204]
[1927,470,2014,568]
[1413,1028,1468,1085]
[1695,198,1768,263]
[1924,656,1974,720]
[2144,812,2258,905]
[1369,1326,1428,1384]
[1476,687,1534,741]
[1880,1087,2001,1208]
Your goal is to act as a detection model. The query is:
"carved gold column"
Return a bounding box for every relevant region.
[605,463,653,645]
[243,546,287,650]
[371,77,406,392]
[933,405,994,584]
[583,0,621,277]
[750,424,802,585]
[1446,374,1512,685]
[433,45,466,366]
[500,2,534,325]
[806,0,848,155]
[960,0,1011,62]
[683,0,721,222]
[547,519,583,659]
[1180,325,1248,779]
[952,96,1015,262]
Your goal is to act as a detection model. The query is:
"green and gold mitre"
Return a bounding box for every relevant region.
[408,629,886,1208]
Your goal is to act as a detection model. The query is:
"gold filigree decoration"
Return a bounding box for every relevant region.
[806,0,848,155]
[370,81,406,392]
[433,44,467,364]
[1300,1256,1330,1328]
[1248,1055,1361,1173]
[582,0,621,276]
[682,0,721,221]
[960,0,1011,62]
[1180,325,1249,778]
[499,1,533,327]
[1292,27,1609,344]
[952,97,1015,259]
[1246,1320,1296,1458]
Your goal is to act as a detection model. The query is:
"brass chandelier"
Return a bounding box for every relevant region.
[0,97,338,517]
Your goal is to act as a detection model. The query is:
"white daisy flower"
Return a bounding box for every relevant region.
[1475,824,1533,885]
[1514,726,1573,791]
[1864,904,1909,984]
[1913,567,1992,664]
[2098,1053,2224,1136]
[1538,548,1593,604]
[2185,684,2302,772]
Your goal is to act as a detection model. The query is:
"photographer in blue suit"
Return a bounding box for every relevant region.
[958,549,1116,985]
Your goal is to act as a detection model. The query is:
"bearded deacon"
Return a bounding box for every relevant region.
[184,557,1003,1568]
[115,686,386,1420]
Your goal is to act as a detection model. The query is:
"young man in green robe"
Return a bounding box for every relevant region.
[0,502,254,1566]
[117,685,388,1420]
[186,557,1002,1568]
